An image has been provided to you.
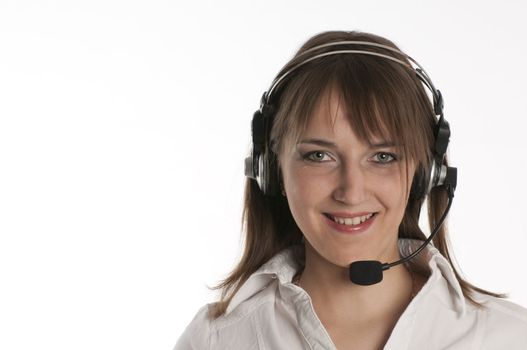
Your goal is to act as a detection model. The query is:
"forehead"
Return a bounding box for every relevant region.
[299,87,392,146]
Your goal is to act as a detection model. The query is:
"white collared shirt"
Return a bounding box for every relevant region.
[175,239,527,349]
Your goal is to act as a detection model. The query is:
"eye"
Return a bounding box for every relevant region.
[372,152,397,164]
[303,150,332,162]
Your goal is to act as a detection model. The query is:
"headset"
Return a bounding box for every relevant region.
[244,40,458,285]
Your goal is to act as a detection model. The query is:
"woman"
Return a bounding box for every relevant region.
[175,31,527,349]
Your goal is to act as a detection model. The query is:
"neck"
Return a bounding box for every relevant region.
[297,242,415,326]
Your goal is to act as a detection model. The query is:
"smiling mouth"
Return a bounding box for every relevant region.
[324,213,378,226]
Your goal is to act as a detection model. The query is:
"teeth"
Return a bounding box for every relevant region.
[332,213,374,226]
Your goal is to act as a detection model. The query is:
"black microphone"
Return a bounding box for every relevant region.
[348,167,457,286]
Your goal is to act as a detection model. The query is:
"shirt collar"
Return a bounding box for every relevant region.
[400,239,467,316]
[226,239,466,315]
[226,247,301,315]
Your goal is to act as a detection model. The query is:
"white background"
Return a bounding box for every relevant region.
[1,0,526,349]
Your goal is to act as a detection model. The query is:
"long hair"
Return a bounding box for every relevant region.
[210,30,504,318]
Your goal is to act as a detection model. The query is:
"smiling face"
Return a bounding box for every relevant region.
[278,88,416,268]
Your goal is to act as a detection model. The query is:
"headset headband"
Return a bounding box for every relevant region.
[263,40,444,118]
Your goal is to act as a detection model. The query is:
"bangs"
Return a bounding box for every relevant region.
[270,54,435,173]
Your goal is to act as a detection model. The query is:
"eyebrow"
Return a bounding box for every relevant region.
[298,138,398,149]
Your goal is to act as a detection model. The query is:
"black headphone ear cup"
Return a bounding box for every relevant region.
[258,148,280,196]
[410,165,429,201]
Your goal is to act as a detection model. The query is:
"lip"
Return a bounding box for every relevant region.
[326,211,375,219]
[323,212,377,234]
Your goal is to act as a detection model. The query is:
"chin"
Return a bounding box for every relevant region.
[331,253,368,268]
[308,243,367,269]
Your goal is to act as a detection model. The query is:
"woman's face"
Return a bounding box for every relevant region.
[278,90,415,267]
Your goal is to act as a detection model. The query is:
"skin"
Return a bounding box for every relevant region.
[278,88,426,350]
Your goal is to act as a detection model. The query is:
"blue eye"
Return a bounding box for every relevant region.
[303,151,331,162]
[373,152,397,164]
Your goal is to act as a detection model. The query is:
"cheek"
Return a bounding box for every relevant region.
[283,167,330,228]
[286,166,332,203]
[375,172,412,217]
[385,176,412,224]
[286,173,318,211]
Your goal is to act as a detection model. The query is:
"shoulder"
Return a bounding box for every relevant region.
[483,295,527,319]
[475,295,527,349]
[479,294,527,325]
[173,248,301,349]
[174,284,284,350]
[174,303,214,350]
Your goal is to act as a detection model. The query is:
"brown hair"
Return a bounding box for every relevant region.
[210,30,504,318]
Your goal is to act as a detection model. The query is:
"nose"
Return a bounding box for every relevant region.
[332,160,368,205]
